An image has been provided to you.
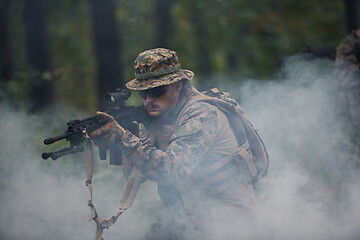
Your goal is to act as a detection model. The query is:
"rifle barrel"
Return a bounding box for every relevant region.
[44,133,69,145]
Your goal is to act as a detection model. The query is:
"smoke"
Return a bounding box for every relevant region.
[0,104,160,240]
[221,56,360,240]
[1,56,360,240]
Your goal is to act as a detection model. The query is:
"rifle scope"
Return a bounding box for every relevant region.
[106,88,131,105]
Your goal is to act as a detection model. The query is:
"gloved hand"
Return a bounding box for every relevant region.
[88,111,125,149]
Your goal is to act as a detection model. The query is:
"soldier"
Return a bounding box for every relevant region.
[335,29,360,166]
[90,48,265,239]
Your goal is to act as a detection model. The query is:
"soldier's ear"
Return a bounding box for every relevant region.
[178,80,184,90]
[174,80,183,92]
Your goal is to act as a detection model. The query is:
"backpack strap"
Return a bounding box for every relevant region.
[194,89,269,182]
[200,140,255,195]
[188,93,248,146]
[184,93,260,193]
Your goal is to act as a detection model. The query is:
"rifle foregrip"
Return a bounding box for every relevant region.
[41,151,61,160]
[41,146,84,160]
[42,152,51,160]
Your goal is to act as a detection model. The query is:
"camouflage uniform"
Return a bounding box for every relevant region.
[117,49,257,239]
[335,29,360,165]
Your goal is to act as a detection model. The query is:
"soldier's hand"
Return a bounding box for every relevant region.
[88,111,125,149]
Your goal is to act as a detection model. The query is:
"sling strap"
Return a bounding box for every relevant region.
[85,134,144,240]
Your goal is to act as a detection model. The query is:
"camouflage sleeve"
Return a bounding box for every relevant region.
[120,102,218,184]
[121,122,150,179]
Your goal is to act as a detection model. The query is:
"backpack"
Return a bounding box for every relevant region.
[191,88,269,184]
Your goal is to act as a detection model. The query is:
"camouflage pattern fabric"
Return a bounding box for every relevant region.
[126,48,194,90]
[119,82,257,239]
[335,29,360,165]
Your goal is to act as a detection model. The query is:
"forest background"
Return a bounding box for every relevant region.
[0,0,358,111]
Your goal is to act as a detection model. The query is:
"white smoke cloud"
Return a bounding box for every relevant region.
[232,56,360,240]
[0,56,359,240]
[0,105,161,240]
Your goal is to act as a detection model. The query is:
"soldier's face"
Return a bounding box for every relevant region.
[140,81,183,117]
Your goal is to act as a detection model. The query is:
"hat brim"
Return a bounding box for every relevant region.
[126,69,194,90]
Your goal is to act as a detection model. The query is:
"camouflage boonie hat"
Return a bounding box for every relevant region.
[126,48,194,90]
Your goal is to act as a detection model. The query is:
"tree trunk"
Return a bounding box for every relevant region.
[153,0,175,48]
[189,2,212,78]
[23,0,53,111]
[226,51,239,74]
[0,0,13,82]
[344,0,359,33]
[90,0,123,108]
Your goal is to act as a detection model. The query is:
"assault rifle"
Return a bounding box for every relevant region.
[41,88,149,165]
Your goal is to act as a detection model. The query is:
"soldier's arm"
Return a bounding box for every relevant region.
[120,102,219,184]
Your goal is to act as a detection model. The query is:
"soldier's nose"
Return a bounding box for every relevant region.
[145,95,155,102]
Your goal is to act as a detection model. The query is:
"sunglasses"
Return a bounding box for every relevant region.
[138,86,167,99]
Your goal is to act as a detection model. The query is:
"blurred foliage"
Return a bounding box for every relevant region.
[0,0,357,111]
[47,0,97,110]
